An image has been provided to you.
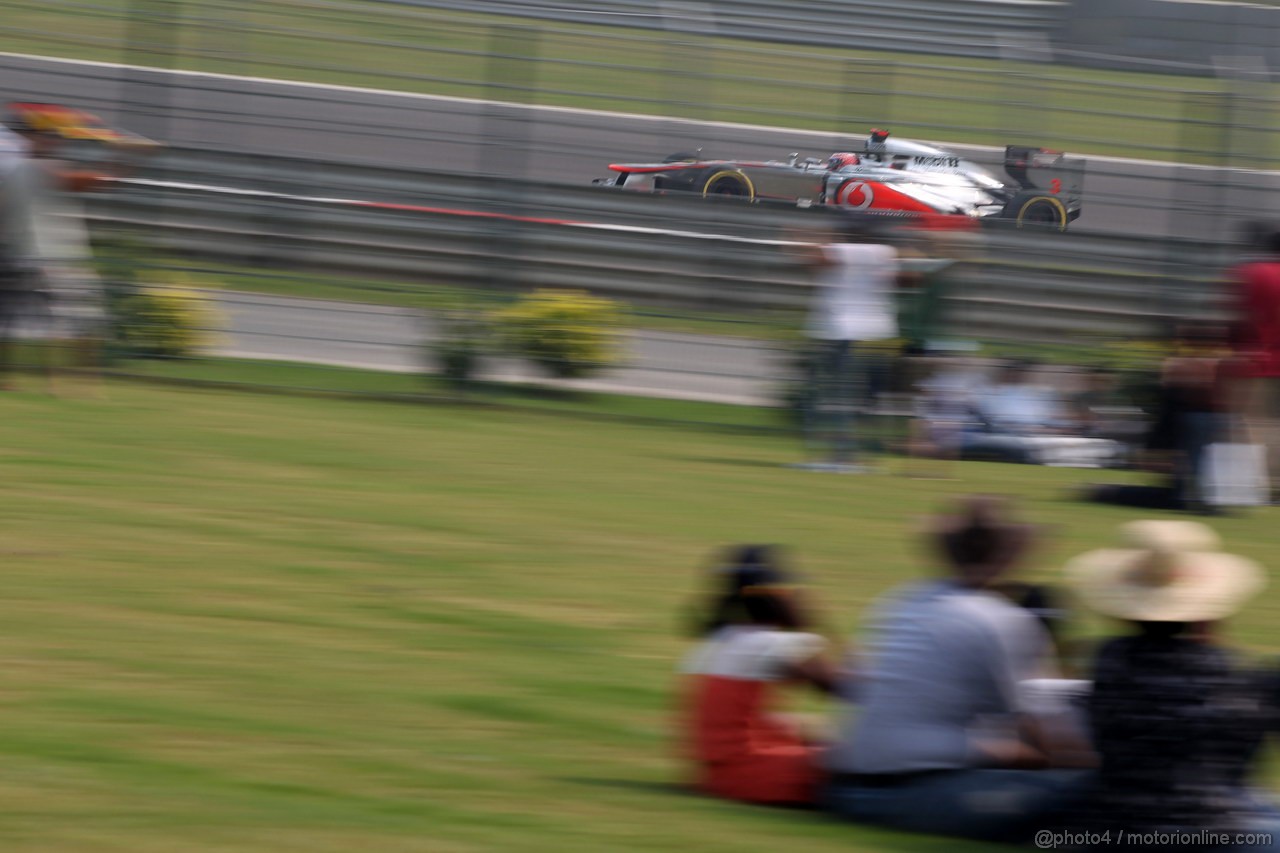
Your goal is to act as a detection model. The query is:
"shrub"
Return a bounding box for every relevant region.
[494,289,624,379]
[92,236,221,360]
[112,274,221,359]
[429,307,489,389]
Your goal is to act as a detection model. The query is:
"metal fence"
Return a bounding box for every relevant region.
[86,144,1236,348]
[0,0,1271,423]
[380,0,1063,59]
[3,0,1277,173]
[74,144,1233,399]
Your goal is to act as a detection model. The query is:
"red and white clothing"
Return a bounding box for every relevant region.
[1232,260,1280,497]
[1235,260,1280,379]
[679,626,827,804]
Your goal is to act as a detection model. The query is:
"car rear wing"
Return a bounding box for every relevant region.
[1004,146,1085,211]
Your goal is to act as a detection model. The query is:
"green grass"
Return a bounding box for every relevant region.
[106,354,792,431]
[3,0,1276,166]
[0,372,1276,851]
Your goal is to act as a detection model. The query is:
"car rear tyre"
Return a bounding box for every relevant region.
[702,170,754,201]
[1014,195,1068,231]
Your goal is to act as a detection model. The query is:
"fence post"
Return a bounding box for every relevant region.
[480,24,540,294]
[661,2,716,154]
[839,59,893,149]
[1161,88,1233,330]
[1214,56,1272,244]
[997,34,1053,146]
[121,0,183,144]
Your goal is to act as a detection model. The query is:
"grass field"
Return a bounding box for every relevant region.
[0,375,1277,851]
[3,0,1274,165]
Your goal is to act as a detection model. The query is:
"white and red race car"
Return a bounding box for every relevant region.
[594,129,1084,230]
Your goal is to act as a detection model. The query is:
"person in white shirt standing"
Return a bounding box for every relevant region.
[0,122,34,386]
[2,103,156,394]
[792,215,914,472]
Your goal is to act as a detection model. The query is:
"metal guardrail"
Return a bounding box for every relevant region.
[8,2,1277,173]
[85,146,1234,343]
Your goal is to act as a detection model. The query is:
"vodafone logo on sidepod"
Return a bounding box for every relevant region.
[836,180,874,210]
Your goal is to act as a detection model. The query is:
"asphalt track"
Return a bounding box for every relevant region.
[5,51,1280,242]
[211,290,782,406]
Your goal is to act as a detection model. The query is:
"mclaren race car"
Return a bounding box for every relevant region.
[593,129,1084,230]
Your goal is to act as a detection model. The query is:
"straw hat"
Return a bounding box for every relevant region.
[1065,520,1265,623]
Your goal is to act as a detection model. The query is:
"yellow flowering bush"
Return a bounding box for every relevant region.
[113,274,222,359]
[493,289,624,379]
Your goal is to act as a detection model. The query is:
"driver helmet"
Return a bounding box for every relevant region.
[826,152,860,171]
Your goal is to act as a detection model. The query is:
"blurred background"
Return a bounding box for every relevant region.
[3,0,1279,420]
[6,5,1280,851]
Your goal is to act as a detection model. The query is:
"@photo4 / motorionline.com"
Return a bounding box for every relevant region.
[1035,830,1277,849]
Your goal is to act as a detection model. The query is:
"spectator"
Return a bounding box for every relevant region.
[1084,324,1231,513]
[679,545,837,806]
[1067,366,1145,444]
[0,122,34,386]
[1230,228,1280,503]
[790,215,915,473]
[1161,323,1232,509]
[960,360,1122,467]
[823,496,1091,843]
[904,353,983,478]
[1066,521,1279,851]
[2,102,155,394]
[981,360,1064,431]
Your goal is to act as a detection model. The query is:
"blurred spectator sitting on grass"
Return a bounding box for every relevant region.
[823,496,1093,844]
[679,545,838,806]
[904,353,985,478]
[1066,521,1280,852]
[960,360,1119,466]
[1067,366,1146,445]
[910,358,1122,468]
[976,359,1066,434]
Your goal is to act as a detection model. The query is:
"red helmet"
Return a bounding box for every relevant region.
[826,152,860,171]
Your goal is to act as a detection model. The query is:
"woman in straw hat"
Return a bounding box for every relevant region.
[1068,521,1280,851]
[822,496,1092,843]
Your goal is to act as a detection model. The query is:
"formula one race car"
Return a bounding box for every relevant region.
[593,129,1084,230]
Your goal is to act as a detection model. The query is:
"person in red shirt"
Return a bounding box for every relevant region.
[1231,229,1280,500]
[678,545,838,805]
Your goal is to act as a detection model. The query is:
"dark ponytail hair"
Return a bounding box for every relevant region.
[694,545,798,636]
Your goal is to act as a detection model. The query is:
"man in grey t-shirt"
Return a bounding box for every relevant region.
[827,578,1050,774]
[823,497,1091,843]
